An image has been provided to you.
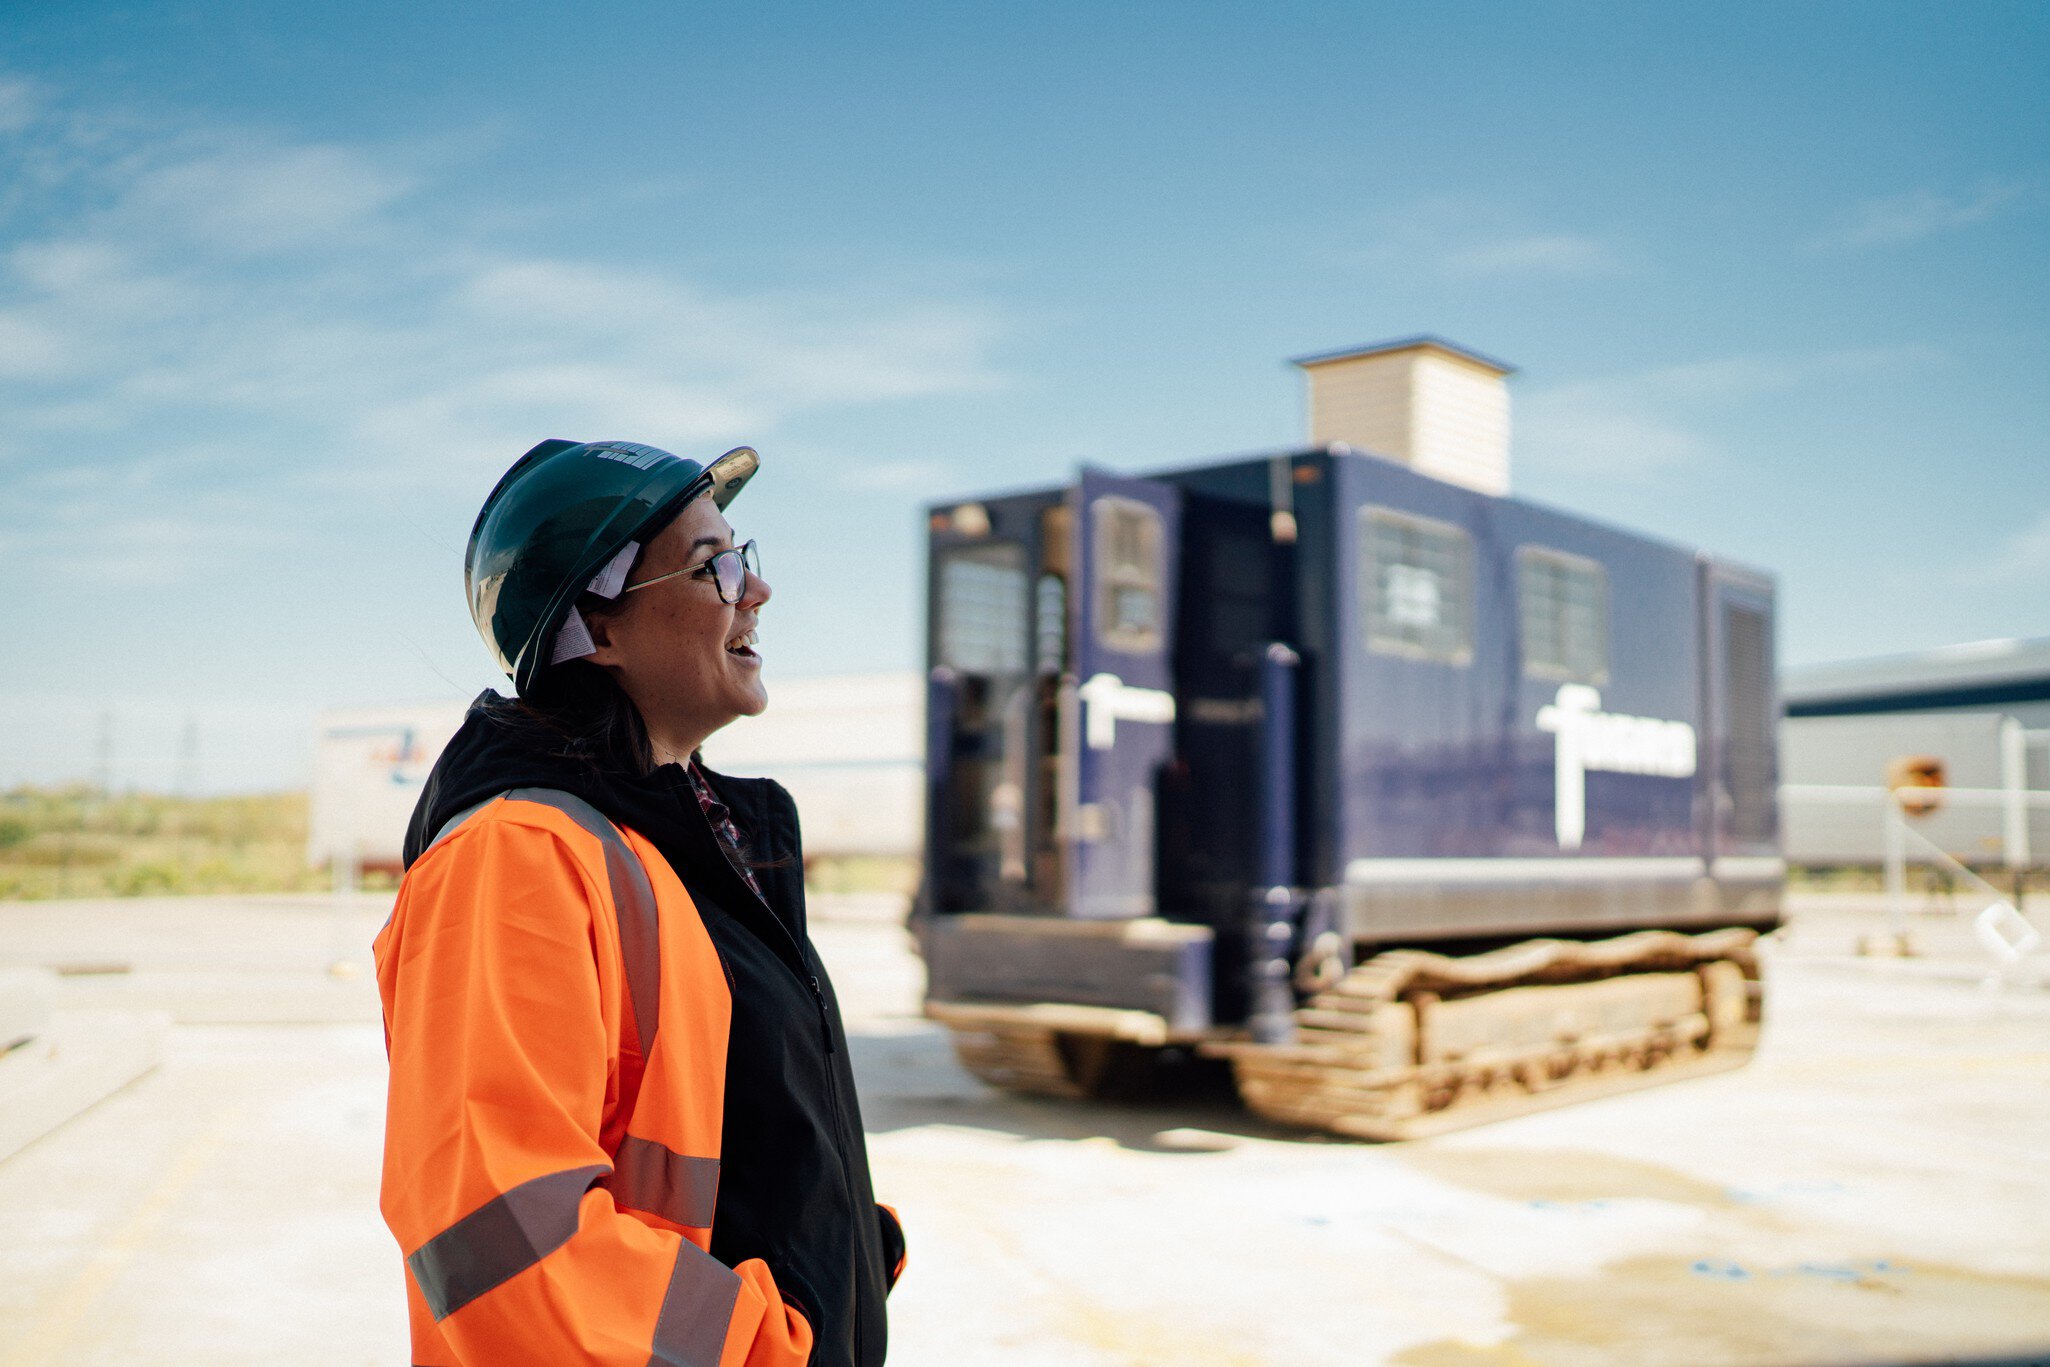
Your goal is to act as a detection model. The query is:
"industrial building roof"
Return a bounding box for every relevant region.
[1288,335,1518,376]
[1783,637,2050,718]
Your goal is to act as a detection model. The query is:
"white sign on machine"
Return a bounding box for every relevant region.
[1536,684,1698,850]
[1078,672,1176,749]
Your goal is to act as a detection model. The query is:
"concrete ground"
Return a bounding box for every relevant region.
[0,890,2046,1367]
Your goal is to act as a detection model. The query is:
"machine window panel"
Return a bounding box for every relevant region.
[1518,547,1610,684]
[1093,497,1164,654]
[1723,603,1776,844]
[937,542,1028,674]
[1360,507,1473,664]
[1034,573,1066,675]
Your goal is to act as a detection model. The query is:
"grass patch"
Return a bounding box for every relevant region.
[804,853,919,898]
[0,786,326,901]
[1,786,922,903]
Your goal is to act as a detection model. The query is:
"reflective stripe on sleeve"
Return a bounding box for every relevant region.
[427,798,494,853]
[649,1238,743,1367]
[606,1135,721,1229]
[504,787,664,1058]
[406,1163,608,1321]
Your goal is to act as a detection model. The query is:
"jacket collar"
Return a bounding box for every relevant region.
[405,692,810,969]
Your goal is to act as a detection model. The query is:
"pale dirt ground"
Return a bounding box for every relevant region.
[0,889,2046,1367]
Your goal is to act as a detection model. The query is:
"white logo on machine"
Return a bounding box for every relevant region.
[1535,684,1697,850]
[1079,672,1176,749]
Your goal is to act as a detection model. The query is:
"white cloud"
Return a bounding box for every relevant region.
[1624,345,1943,404]
[0,75,40,134]
[1440,233,1626,277]
[1812,176,2040,250]
[0,77,1009,586]
[0,310,74,380]
[121,136,418,254]
[837,458,954,492]
[1518,345,1946,480]
[1516,401,1709,478]
[1958,509,2050,587]
[1356,199,1631,279]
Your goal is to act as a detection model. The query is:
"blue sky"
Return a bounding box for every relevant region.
[2,1,2045,790]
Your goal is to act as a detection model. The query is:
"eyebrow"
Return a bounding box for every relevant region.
[686,535,728,555]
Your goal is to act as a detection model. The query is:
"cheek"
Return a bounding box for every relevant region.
[669,608,734,673]
[618,603,726,677]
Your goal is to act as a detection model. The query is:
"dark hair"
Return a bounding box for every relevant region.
[496,594,790,877]
[497,592,656,776]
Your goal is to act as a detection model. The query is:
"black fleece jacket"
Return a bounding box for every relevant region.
[403,691,897,1367]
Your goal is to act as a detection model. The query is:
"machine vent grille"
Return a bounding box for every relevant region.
[1723,604,1775,844]
[938,544,1028,674]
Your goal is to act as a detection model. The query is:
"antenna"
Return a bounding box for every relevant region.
[175,716,200,797]
[93,709,114,795]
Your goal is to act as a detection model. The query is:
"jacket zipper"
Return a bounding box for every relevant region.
[697,800,833,1057]
[805,954,867,1360]
[807,974,836,1054]
[697,786,871,1360]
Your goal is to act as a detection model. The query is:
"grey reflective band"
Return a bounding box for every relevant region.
[407,1163,607,1321]
[420,789,662,1057]
[505,788,664,1059]
[649,1238,743,1367]
[412,789,733,1359]
[428,798,496,853]
[606,1135,720,1229]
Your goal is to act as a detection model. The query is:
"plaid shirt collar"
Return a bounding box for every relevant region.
[686,760,764,900]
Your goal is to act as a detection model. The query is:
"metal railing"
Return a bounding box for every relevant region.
[1782,783,2048,985]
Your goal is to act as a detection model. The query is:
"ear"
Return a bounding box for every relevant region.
[582,604,630,668]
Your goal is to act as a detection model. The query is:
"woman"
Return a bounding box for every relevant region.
[375,439,904,1367]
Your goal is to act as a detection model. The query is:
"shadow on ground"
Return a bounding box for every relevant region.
[847,1022,1330,1151]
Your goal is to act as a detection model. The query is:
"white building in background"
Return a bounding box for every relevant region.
[1780,638,2050,869]
[309,673,924,872]
[699,672,923,858]
[309,701,467,873]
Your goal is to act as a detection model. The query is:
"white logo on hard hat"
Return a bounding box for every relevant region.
[587,442,668,470]
[1535,685,1698,850]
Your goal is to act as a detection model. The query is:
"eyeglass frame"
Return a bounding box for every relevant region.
[620,539,761,605]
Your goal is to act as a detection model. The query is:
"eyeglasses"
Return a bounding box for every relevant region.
[622,540,760,605]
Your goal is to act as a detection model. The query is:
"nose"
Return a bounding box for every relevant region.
[740,567,771,610]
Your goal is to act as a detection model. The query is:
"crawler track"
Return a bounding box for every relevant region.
[1210,927,1763,1140]
[947,1023,1089,1099]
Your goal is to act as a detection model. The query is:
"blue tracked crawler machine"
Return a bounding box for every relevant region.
[915,340,1781,1139]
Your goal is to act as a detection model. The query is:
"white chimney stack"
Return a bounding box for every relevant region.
[1292,336,1515,495]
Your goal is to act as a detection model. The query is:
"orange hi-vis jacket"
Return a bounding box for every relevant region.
[376,785,882,1366]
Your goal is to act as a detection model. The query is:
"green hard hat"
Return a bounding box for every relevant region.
[465,439,760,695]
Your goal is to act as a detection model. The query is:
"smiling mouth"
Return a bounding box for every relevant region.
[725,628,759,660]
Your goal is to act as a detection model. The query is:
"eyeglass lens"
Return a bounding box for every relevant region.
[712,541,759,603]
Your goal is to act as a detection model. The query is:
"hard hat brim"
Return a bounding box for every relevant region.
[703,446,759,509]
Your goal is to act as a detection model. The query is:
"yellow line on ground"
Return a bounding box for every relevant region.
[3,1106,243,1367]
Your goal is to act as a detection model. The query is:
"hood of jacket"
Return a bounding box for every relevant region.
[406,690,703,869]
[404,690,812,960]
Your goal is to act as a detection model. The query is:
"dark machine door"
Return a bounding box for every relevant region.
[926,519,1037,914]
[1065,469,1181,919]
[1699,561,1780,865]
